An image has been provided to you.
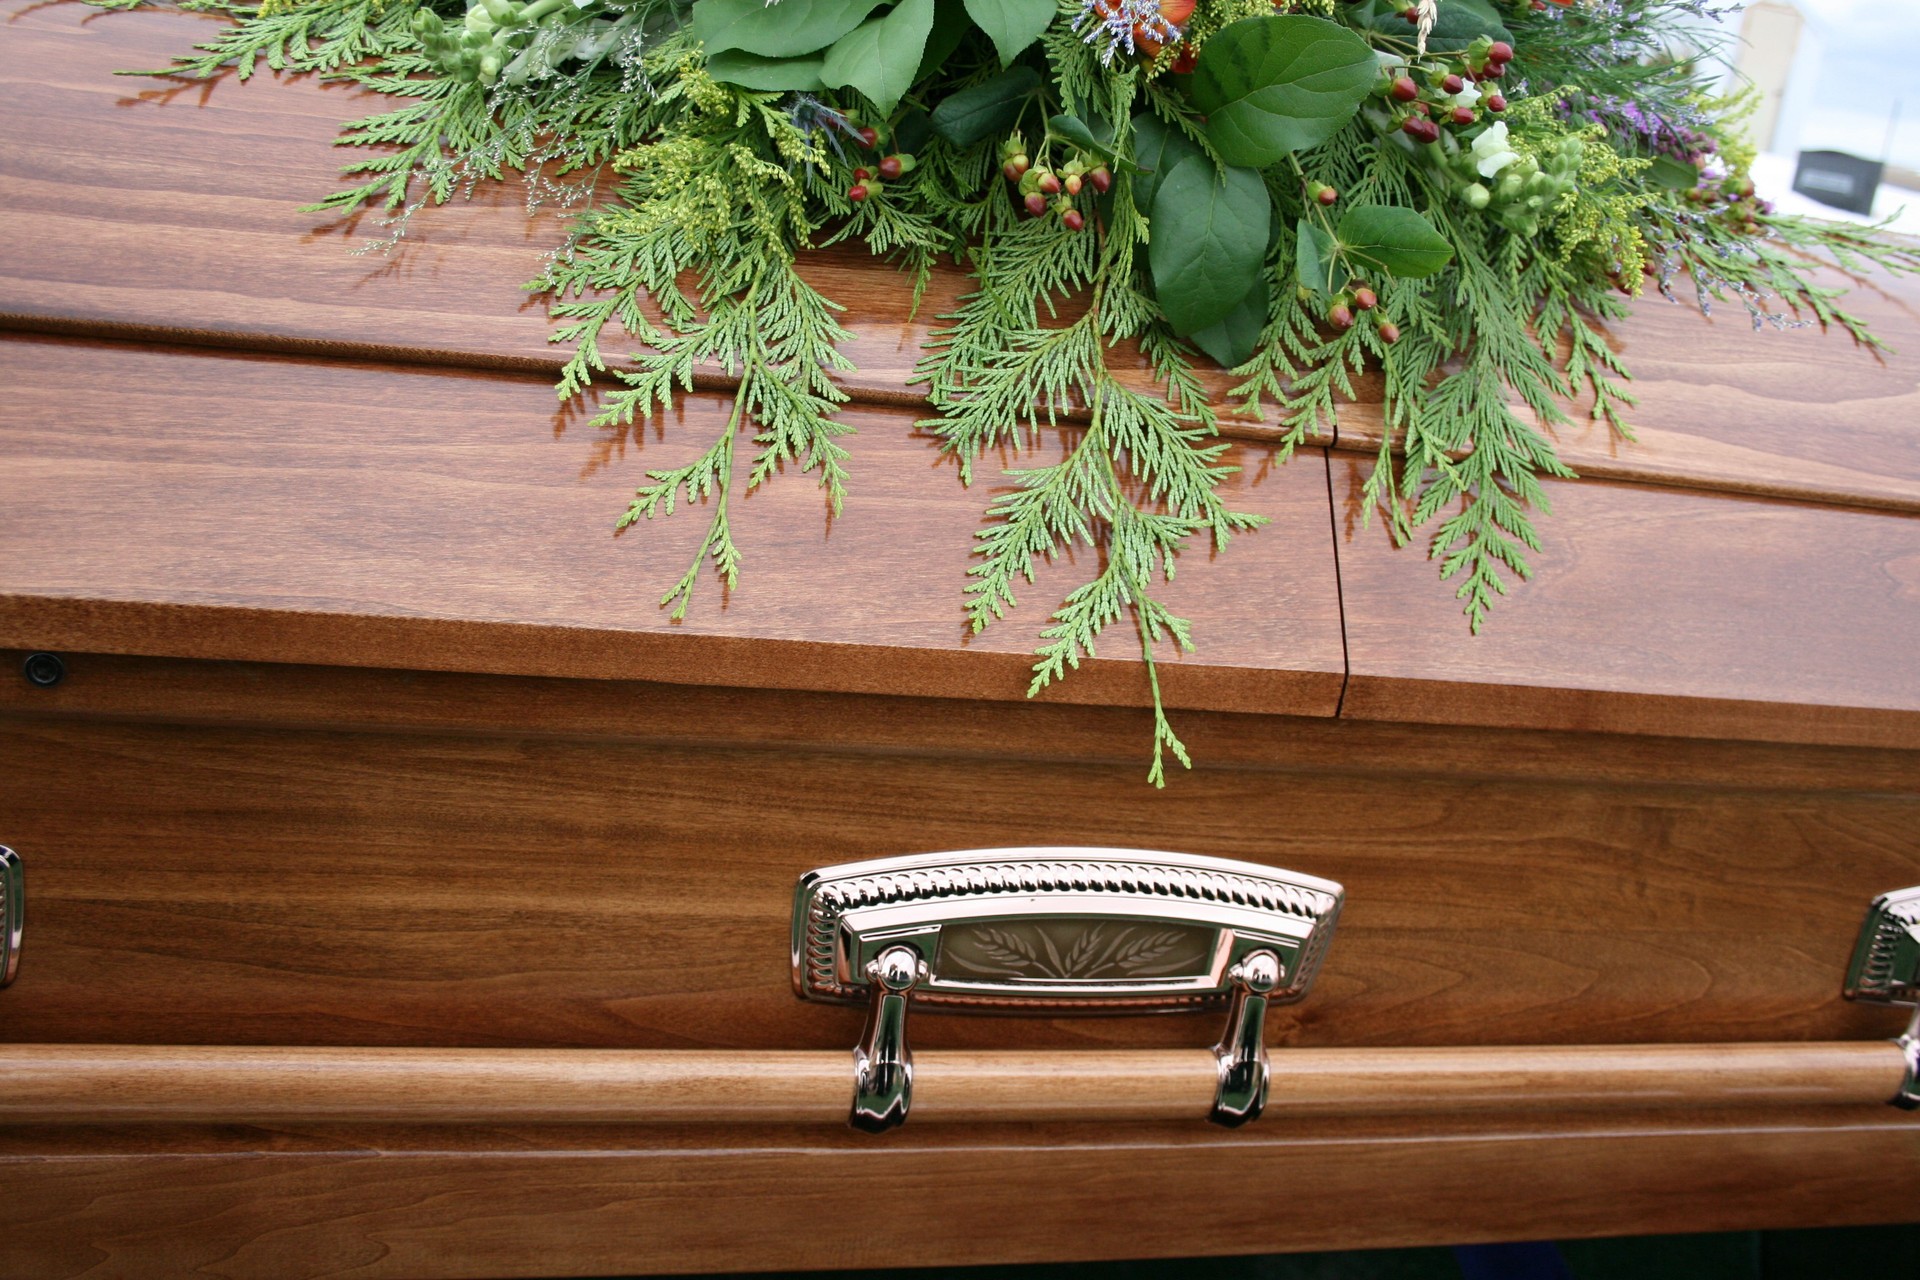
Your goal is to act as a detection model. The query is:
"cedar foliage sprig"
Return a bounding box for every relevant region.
[918,58,1264,784]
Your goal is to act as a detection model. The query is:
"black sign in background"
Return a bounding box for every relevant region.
[1792,149,1884,215]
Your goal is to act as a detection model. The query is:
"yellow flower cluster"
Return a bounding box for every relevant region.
[1503,95,1653,282]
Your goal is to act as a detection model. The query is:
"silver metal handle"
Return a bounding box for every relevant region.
[1843,885,1920,1109]
[0,847,21,989]
[793,847,1344,1131]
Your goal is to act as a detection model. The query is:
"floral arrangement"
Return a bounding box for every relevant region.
[135,0,1917,782]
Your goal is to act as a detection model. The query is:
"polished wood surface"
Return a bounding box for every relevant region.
[1333,455,1920,746]
[4,334,1919,744]
[0,335,1347,716]
[5,0,1920,512]
[12,649,1920,793]
[0,1042,1902,1124]
[5,1112,1919,1277]
[3,708,1916,1052]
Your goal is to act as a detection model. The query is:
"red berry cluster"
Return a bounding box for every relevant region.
[1002,134,1110,232]
[1383,36,1511,146]
[1323,284,1397,344]
[843,124,916,204]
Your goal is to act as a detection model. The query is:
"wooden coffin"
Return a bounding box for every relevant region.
[3,4,1920,1276]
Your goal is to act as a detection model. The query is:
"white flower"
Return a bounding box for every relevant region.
[1470,121,1519,179]
[1450,81,1482,111]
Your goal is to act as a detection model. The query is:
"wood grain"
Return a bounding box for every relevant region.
[0,1042,1903,1124]
[1332,454,1920,747]
[3,712,1916,1052]
[0,1,1231,420]
[13,649,1920,794]
[0,334,1347,716]
[4,1112,1919,1277]
[9,335,1920,742]
[6,0,1920,511]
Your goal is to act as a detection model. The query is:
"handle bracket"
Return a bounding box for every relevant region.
[851,945,924,1132]
[0,847,20,989]
[1211,950,1281,1127]
[1842,885,1920,1109]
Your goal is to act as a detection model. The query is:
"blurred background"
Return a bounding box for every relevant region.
[1714,0,1920,232]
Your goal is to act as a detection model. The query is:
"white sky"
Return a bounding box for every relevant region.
[1729,0,1916,168]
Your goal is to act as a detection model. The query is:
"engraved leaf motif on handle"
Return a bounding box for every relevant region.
[966,927,1044,973]
[1105,928,1188,973]
[951,922,1201,981]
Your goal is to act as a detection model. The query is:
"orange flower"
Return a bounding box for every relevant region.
[1134,0,1192,56]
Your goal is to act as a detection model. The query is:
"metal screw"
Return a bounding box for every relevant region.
[866,945,924,992]
[1231,950,1283,995]
[21,653,65,688]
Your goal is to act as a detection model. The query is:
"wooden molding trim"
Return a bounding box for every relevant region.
[0,1042,1905,1125]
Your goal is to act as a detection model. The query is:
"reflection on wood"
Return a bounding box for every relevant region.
[1332,453,1920,748]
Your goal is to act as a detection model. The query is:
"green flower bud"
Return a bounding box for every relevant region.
[1463,182,1491,210]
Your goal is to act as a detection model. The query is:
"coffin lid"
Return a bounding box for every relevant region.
[1,1,1917,750]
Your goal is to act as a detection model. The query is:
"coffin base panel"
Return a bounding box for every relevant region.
[4,1113,1918,1278]
[3,694,1918,1053]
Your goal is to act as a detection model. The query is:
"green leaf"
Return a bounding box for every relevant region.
[1294,217,1343,294]
[1188,16,1377,169]
[692,0,889,58]
[1648,155,1701,190]
[1336,204,1454,279]
[1189,276,1269,368]
[1129,112,1201,214]
[821,0,937,117]
[1148,154,1272,336]
[1349,0,1509,53]
[894,105,934,154]
[931,65,1040,146]
[1049,113,1110,158]
[962,0,1053,67]
[705,48,828,91]
[916,0,972,82]
[1427,0,1512,49]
